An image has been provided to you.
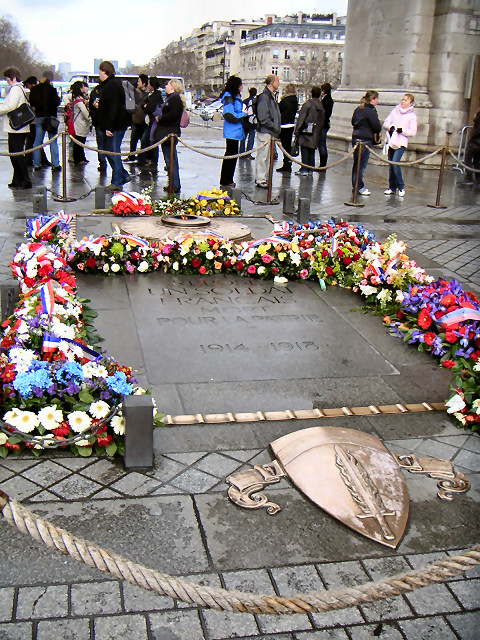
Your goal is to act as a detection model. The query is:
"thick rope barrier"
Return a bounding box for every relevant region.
[277,140,358,171]
[0,132,61,156]
[67,133,168,157]
[178,136,270,160]
[0,492,477,615]
[448,149,480,173]
[369,145,443,166]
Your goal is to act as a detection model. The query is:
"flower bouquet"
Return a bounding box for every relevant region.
[185,188,240,217]
[157,234,237,275]
[111,191,152,216]
[67,232,163,275]
[236,236,316,282]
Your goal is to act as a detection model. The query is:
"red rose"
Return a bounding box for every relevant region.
[321,250,329,259]
[191,258,201,268]
[198,266,206,274]
[235,261,244,271]
[325,266,334,276]
[417,308,432,329]
[272,267,279,274]
[342,257,352,266]
[86,257,97,268]
[396,311,406,321]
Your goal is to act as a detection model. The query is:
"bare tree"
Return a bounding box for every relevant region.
[0,17,51,79]
[149,47,202,91]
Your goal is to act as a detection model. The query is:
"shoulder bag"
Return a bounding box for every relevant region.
[7,86,35,130]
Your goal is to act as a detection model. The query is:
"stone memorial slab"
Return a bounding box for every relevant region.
[125,274,398,385]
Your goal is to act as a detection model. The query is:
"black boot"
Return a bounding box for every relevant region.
[320,154,328,168]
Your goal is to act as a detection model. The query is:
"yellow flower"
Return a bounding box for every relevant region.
[278,252,286,262]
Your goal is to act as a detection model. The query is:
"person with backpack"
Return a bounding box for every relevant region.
[239,87,257,160]
[219,76,246,188]
[254,74,281,189]
[294,86,325,176]
[95,61,131,190]
[69,81,91,165]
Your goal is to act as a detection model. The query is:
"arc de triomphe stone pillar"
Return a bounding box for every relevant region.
[331,0,480,153]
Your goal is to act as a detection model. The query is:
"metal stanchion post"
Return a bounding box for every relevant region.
[428,133,449,209]
[168,135,174,197]
[345,142,364,207]
[53,132,74,203]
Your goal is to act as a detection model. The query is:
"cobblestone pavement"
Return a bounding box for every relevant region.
[0,119,479,639]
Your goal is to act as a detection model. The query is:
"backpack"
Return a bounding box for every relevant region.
[64,98,81,136]
[122,80,136,114]
[180,110,189,128]
[247,95,258,128]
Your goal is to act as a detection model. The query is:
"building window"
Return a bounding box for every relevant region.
[283,67,290,81]
[298,68,305,81]
[274,30,281,37]
[322,72,327,82]
[338,33,345,40]
[323,51,330,61]
[301,32,308,38]
[323,32,331,40]
[299,50,306,60]
[284,49,291,59]
[311,50,318,60]
[286,30,293,37]
[312,31,319,39]
[338,52,344,61]
[272,66,278,75]
[272,49,279,59]
[241,30,247,39]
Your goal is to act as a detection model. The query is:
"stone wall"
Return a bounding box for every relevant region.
[329,0,480,154]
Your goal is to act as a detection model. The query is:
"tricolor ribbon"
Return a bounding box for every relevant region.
[40,281,55,315]
[438,308,480,328]
[42,334,101,360]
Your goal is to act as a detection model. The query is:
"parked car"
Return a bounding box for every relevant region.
[200,99,222,121]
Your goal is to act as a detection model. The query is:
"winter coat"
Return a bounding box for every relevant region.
[466,109,480,153]
[322,93,333,130]
[383,103,417,149]
[294,98,325,149]
[72,99,91,137]
[143,89,164,126]
[256,86,281,137]
[0,83,30,134]
[88,84,102,127]
[153,91,183,141]
[221,91,245,141]
[279,93,298,126]
[96,75,130,132]
[132,86,148,125]
[29,81,60,117]
[351,103,382,142]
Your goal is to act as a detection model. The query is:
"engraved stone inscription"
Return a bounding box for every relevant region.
[126,274,397,384]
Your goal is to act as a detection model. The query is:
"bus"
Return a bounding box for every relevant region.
[69,73,184,90]
[0,80,73,103]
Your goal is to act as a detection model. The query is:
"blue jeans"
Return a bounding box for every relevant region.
[95,128,107,170]
[33,118,59,167]
[102,130,129,186]
[300,146,315,173]
[388,146,405,190]
[162,138,180,191]
[351,139,372,190]
[318,129,328,156]
[239,128,255,154]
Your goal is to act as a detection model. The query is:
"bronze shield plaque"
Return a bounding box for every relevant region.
[270,426,409,548]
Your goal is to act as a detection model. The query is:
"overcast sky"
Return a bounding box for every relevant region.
[3,0,348,72]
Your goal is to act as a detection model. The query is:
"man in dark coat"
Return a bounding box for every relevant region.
[95,60,131,189]
[29,70,61,171]
[463,103,480,185]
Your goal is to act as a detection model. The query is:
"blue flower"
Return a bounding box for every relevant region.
[13,368,53,399]
[106,371,132,395]
[55,362,85,384]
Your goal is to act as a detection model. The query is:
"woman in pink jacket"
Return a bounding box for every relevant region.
[383,93,417,197]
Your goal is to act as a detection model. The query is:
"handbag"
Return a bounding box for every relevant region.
[180,110,190,128]
[373,132,382,146]
[7,86,35,130]
[42,116,60,134]
[290,140,299,157]
[302,121,315,135]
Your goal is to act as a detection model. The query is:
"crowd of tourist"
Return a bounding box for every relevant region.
[1,62,479,195]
